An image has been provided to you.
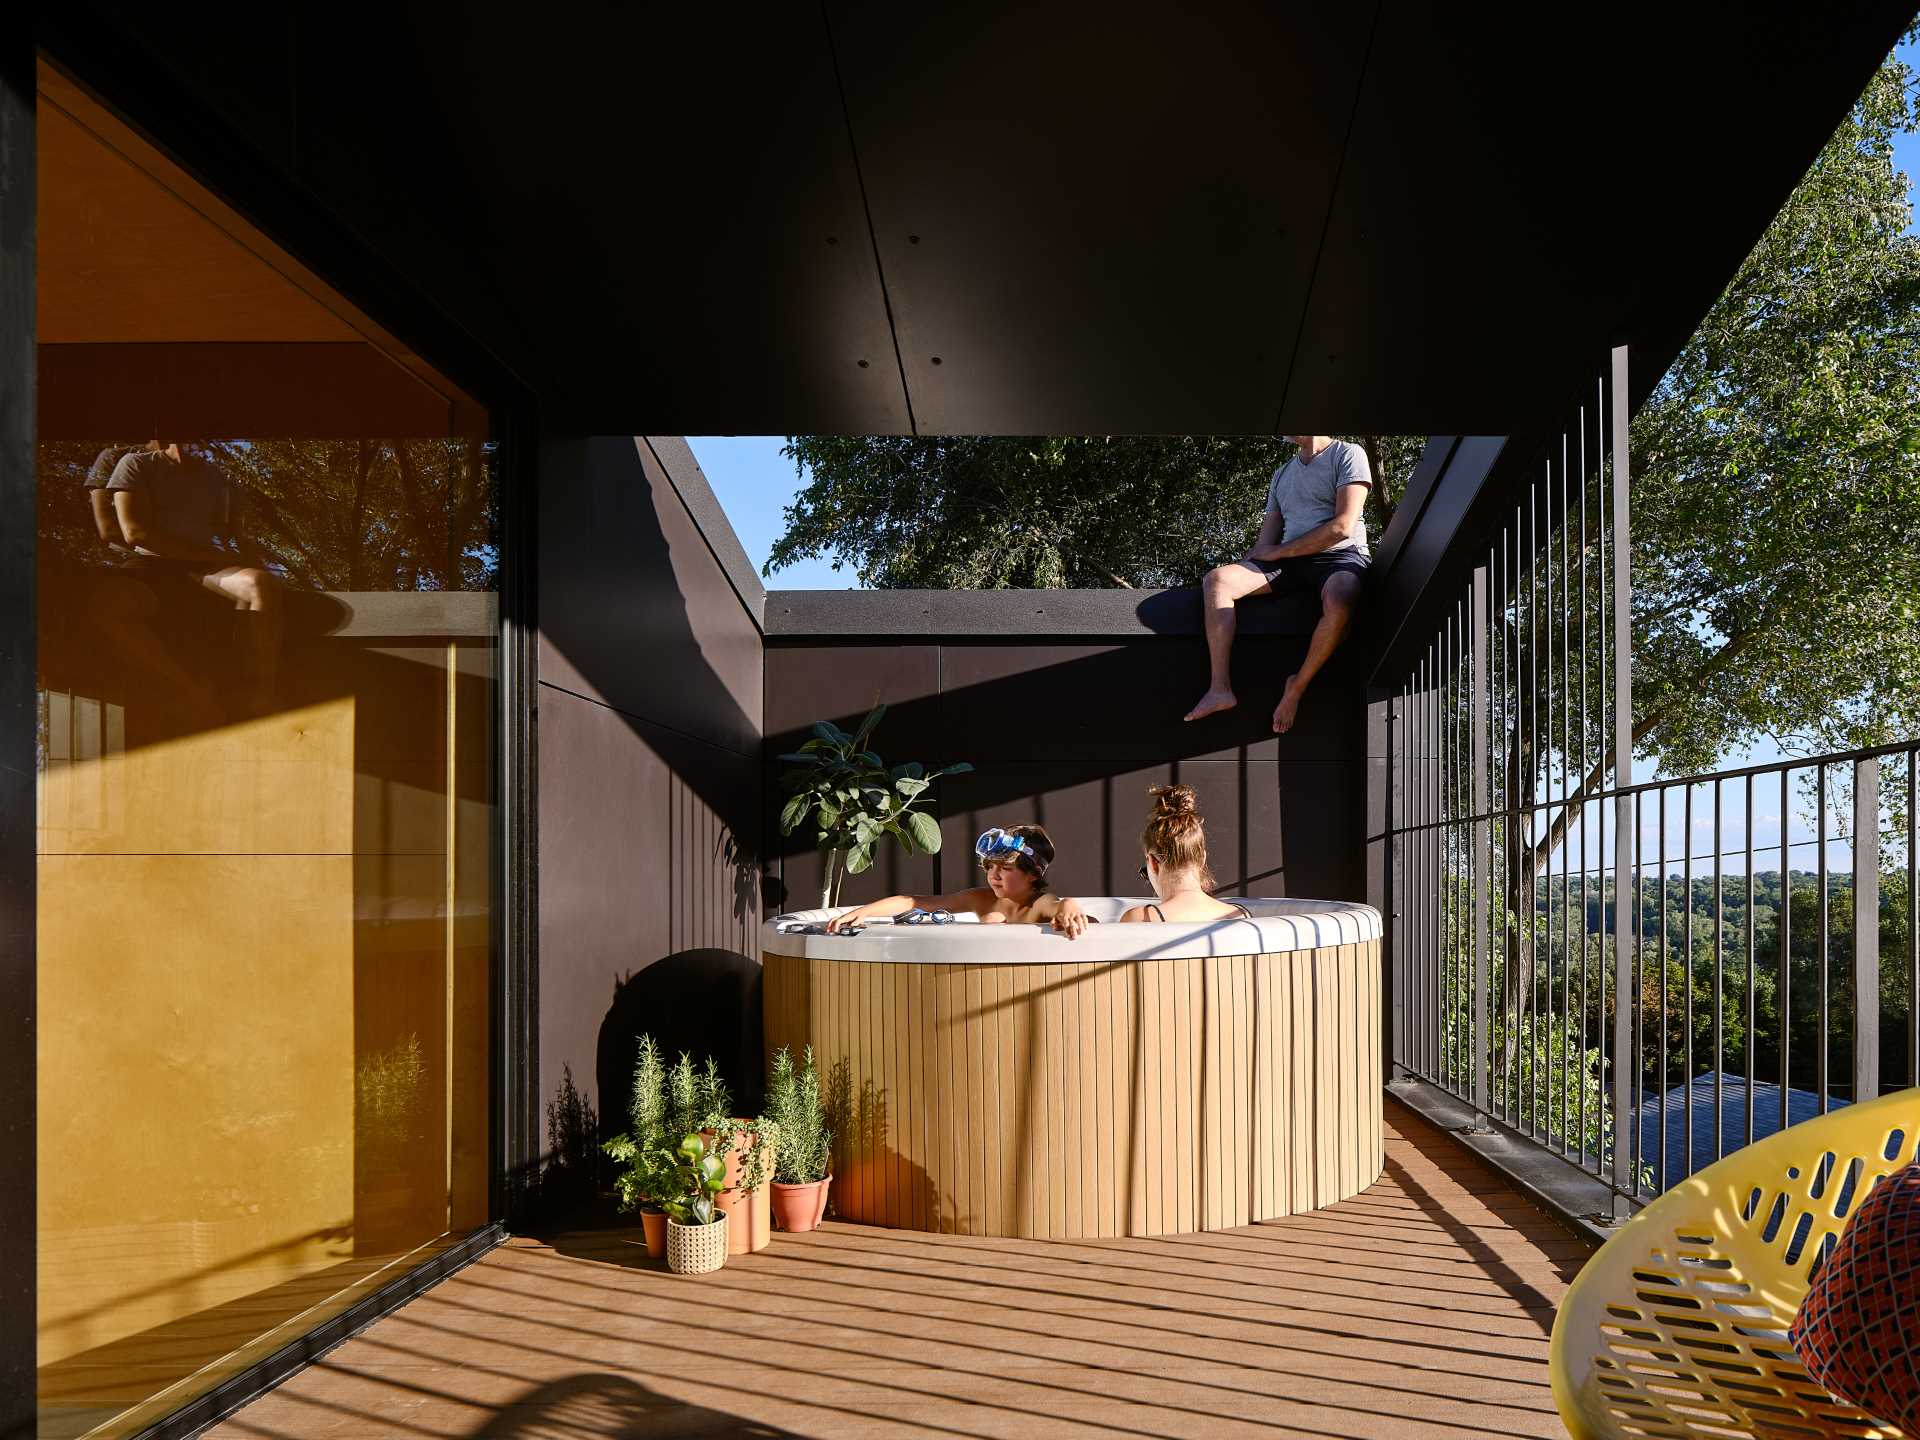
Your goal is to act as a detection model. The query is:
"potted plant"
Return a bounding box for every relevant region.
[709,1115,778,1255]
[661,1133,730,1275]
[602,1035,674,1255]
[776,703,972,909]
[764,1045,833,1232]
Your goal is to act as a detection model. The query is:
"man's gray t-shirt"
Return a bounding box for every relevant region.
[106,449,232,556]
[1264,439,1372,555]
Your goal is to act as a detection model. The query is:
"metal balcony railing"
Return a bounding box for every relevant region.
[1384,346,1919,1217]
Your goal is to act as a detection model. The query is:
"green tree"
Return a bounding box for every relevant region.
[768,434,1428,589]
[1627,32,1920,773]
[1484,37,1919,1072]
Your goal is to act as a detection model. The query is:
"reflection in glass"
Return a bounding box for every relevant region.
[34,60,496,1440]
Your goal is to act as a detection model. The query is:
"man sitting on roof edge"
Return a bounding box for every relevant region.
[1183,434,1371,734]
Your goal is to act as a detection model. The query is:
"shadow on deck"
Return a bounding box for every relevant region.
[210,1100,1590,1440]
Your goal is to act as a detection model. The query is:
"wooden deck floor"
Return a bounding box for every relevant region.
[209,1100,1589,1440]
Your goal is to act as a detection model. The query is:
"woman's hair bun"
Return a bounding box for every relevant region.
[1148,783,1199,816]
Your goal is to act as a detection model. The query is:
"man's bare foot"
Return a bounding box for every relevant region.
[1272,673,1306,733]
[1184,687,1238,722]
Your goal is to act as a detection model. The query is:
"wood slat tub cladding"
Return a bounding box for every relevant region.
[761,941,1384,1238]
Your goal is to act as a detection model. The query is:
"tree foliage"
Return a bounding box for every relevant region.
[769,434,1427,589]
[36,436,499,593]
[1628,34,1920,771]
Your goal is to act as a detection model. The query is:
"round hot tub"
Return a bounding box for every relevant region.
[761,897,1382,1239]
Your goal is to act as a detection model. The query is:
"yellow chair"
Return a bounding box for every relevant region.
[1551,1086,1920,1439]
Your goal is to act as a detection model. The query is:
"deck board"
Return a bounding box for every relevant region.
[209,1101,1585,1440]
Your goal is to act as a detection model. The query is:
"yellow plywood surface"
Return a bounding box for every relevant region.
[38,699,355,857]
[38,853,356,1365]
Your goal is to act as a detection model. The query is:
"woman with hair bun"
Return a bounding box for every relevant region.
[1122,784,1253,924]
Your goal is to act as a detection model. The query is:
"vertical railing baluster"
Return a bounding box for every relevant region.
[1530,481,1542,1138]
[1713,778,1724,1165]
[1819,763,1830,1112]
[1560,444,1573,1160]
[1631,792,1644,1195]
[1433,643,1442,1083]
[1575,425,1590,1175]
[1609,348,1634,1213]
[1392,686,1403,1073]
[1423,648,1434,1081]
[1472,566,1490,1126]
[1854,755,1880,1103]
[1780,766,1792,1135]
[1658,784,1669,1192]
[1683,783,1695,1179]
[1443,614,1451,1090]
[1745,772,1756,1149]
[1910,750,1918,1089]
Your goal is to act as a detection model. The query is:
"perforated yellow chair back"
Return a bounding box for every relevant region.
[1551,1086,1920,1439]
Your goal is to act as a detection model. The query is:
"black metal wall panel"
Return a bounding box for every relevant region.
[827,0,1370,434]
[764,621,1369,914]
[534,437,768,1164]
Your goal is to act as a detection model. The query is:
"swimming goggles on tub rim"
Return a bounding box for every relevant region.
[895,907,954,925]
[974,827,1039,864]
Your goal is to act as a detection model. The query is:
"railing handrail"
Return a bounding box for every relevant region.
[1388,732,1920,835]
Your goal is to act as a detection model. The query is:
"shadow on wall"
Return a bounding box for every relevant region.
[539,435,762,841]
[471,1374,797,1438]
[763,631,1370,908]
[596,949,768,1129]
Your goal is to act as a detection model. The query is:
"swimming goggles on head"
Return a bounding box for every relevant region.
[975,828,1038,864]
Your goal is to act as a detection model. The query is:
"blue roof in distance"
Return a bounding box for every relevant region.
[1635,1073,1848,1193]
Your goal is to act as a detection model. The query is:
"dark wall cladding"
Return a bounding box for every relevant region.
[764,621,1369,915]
[535,438,765,1195]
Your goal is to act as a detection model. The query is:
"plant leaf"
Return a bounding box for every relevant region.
[905,811,941,854]
[811,721,850,746]
[851,704,887,749]
[779,794,810,833]
[846,843,874,874]
[895,776,929,798]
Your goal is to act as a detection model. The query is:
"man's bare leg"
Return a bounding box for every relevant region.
[1185,561,1273,721]
[1274,570,1361,734]
[201,566,283,709]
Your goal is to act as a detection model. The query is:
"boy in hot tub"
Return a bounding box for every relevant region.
[824,825,1090,938]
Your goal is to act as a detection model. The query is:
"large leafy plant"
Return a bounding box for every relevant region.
[777,704,970,908]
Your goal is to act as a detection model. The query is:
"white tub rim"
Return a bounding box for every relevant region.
[762,896,1380,964]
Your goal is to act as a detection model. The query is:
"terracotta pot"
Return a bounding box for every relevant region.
[704,1123,775,1255]
[639,1207,667,1258]
[770,1175,832,1233]
[665,1213,728,1275]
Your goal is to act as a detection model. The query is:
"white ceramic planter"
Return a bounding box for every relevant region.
[665,1213,729,1275]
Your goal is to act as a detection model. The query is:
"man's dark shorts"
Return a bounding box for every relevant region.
[1252,548,1370,597]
